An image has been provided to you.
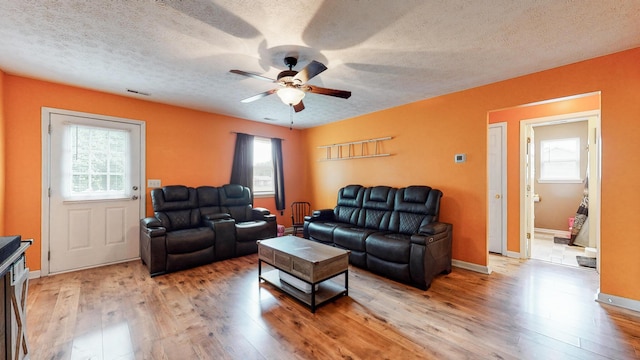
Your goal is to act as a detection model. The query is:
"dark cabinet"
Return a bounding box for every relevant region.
[0,241,30,360]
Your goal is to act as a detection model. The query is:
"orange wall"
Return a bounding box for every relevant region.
[304,47,640,302]
[3,75,310,271]
[488,94,600,252]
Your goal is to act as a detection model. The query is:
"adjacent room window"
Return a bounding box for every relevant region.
[253,137,274,195]
[539,137,581,182]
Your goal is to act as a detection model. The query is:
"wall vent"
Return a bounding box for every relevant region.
[126,89,151,96]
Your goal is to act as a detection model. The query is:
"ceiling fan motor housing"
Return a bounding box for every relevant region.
[277,70,298,83]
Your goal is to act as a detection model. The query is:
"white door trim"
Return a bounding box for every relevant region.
[41,107,146,276]
[487,123,507,258]
[519,110,601,261]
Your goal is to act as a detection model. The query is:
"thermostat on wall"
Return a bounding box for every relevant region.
[455,154,466,163]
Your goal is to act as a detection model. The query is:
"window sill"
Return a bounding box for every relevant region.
[537,179,584,184]
[254,192,274,199]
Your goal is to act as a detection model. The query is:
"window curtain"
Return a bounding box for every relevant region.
[230,133,254,194]
[271,138,285,211]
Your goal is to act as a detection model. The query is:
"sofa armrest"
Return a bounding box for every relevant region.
[252,207,275,221]
[411,222,451,245]
[203,213,232,221]
[305,209,335,222]
[418,222,450,236]
[142,216,162,228]
[140,217,166,237]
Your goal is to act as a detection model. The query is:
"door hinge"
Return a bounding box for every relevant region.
[48,124,52,134]
[48,188,51,197]
[526,232,531,239]
[48,251,51,261]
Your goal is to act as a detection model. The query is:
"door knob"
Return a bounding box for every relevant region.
[132,186,139,191]
[131,195,139,200]
[495,194,501,199]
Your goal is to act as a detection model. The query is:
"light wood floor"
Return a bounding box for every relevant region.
[26,255,640,359]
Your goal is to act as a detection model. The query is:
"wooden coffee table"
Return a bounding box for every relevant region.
[257,236,349,313]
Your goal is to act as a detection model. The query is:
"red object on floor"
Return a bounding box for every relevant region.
[277,224,285,237]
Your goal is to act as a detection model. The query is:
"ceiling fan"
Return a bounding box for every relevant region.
[230,56,351,112]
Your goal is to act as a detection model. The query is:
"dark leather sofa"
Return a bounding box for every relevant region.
[140,184,276,276]
[304,185,452,290]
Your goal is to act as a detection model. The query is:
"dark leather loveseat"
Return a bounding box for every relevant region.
[304,185,452,290]
[140,184,276,276]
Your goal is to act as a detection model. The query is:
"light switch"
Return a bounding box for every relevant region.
[454,154,466,163]
[147,179,161,188]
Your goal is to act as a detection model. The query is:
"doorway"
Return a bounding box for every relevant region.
[521,111,600,271]
[41,108,146,275]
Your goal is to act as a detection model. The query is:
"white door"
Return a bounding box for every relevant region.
[587,115,601,272]
[488,123,506,254]
[48,111,142,273]
[524,126,535,258]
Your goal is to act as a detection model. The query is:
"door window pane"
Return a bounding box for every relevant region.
[63,124,130,200]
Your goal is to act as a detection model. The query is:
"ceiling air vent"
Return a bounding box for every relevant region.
[126,89,150,96]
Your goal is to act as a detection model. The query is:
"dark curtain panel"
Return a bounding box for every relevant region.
[230,133,254,194]
[271,138,286,211]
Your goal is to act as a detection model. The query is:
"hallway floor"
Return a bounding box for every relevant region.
[531,232,593,269]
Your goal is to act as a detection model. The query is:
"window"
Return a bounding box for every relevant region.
[253,137,274,195]
[62,124,131,200]
[539,137,581,182]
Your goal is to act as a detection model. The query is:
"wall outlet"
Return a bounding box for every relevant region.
[147,179,162,188]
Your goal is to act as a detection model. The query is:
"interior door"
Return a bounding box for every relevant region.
[524,126,536,258]
[488,124,506,254]
[48,112,142,273]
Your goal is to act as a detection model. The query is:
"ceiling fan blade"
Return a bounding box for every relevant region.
[293,60,327,83]
[293,101,305,113]
[230,69,275,82]
[308,86,351,99]
[240,89,277,103]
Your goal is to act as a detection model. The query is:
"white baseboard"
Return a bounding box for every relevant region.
[596,291,640,313]
[452,259,492,275]
[28,270,41,279]
[534,227,570,238]
[506,251,521,259]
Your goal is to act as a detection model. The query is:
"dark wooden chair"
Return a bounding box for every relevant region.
[291,201,311,237]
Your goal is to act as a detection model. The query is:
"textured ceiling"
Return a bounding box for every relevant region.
[1,1,639,128]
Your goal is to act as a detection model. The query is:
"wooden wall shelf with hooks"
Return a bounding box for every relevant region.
[318,136,392,161]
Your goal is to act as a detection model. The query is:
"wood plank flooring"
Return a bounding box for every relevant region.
[26,255,640,359]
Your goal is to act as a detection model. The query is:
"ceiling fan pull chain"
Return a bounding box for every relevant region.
[289,105,294,130]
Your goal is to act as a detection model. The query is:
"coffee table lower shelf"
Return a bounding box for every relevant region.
[259,268,348,313]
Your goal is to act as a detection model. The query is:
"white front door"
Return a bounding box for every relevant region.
[47,110,143,274]
[488,123,506,254]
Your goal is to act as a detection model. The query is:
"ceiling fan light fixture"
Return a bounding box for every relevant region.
[277,87,305,105]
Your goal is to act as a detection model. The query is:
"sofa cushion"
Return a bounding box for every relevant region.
[334,226,375,252]
[365,232,411,263]
[307,221,345,243]
[367,255,411,283]
[361,186,395,230]
[220,184,253,222]
[166,227,214,254]
[235,220,272,242]
[197,186,223,217]
[332,185,364,226]
[152,186,198,211]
